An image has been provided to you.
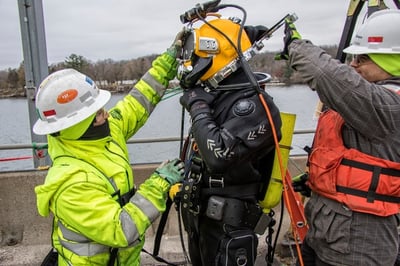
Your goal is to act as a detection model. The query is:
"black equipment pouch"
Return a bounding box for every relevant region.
[206,195,226,220]
[253,212,272,235]
[206,196,263,229]
[216,229,258,266]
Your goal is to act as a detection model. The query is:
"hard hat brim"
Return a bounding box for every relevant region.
[344,45,400,55]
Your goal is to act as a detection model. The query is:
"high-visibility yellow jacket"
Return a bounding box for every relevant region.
[35,52,177,266]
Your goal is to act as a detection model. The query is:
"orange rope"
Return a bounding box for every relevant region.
[258,93,305,266]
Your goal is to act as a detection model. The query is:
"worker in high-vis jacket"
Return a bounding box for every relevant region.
[276,9,400,266]
[33,30,185,266]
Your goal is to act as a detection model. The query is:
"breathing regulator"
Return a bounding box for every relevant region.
[177,0,298,90]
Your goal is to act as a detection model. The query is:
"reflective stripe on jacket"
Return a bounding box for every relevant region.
[308,110,400,216]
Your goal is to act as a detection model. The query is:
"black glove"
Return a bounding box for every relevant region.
[180,87,219,122]
[275,19,302,60]
[180,87,219,112]
[292,173,311,197]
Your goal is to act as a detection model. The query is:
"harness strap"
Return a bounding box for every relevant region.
[341,158,400,177]
[108,248,118,266]
[147,201,187,266]
[201,183,261,200]
[182,177,201,215]
[336,186,400,203]
[367,166,381,203]
[141,248,178,266]
[153,198,173,257]
[180,152,203,215]
[117,187,136,206]
[339,158,400,203]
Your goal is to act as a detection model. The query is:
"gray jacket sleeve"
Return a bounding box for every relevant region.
[288,39,400,141]
[288,39,400,161]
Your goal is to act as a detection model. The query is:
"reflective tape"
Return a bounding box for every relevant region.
[129,193,159,223]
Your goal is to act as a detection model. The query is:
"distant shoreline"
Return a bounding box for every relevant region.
[0,88,26,98]
[0,86,128,99]
[0,81,296,99]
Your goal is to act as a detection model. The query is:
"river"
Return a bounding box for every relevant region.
[0,84,319,171]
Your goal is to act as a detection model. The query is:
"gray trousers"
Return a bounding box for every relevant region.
[302,193,399,266]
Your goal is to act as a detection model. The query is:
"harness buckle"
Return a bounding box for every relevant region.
[209,176,224,188]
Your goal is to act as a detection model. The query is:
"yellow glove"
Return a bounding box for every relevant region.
[169,183,182,201]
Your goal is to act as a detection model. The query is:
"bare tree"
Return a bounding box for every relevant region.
[0,45,339,96]
[7,68,19,89]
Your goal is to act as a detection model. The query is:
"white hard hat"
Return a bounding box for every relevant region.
[343,9,400,54]
[33,69,111,135]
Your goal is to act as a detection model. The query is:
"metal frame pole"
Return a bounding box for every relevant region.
[17,0,50,168]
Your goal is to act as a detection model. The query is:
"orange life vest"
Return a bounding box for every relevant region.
[308,109,400,217]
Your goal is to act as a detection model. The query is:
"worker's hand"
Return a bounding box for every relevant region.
[292,173,311,197]
[180,87,219,112]
[155,158,185,185]
[169,183,182,201]
[166,28,186,59]
[275,19,302,60]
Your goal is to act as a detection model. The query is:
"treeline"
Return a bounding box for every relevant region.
[0,45,339,98]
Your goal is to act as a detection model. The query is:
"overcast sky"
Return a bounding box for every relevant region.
[1,0,396,71]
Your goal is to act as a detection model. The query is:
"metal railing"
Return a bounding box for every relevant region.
[0,129,315,151]
[0,129,315,169]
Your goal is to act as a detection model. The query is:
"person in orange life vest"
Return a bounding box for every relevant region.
[276,9,400,266]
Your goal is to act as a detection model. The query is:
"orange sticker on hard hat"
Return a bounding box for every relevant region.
[57,89,78,104]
